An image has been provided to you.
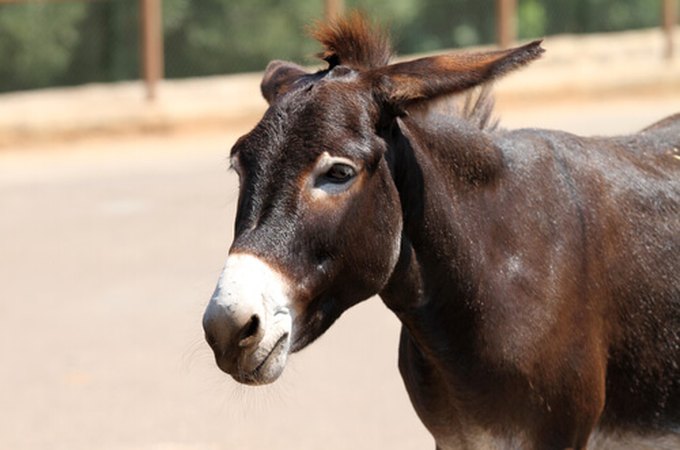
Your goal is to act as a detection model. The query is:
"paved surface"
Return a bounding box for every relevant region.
[1,91,679,450]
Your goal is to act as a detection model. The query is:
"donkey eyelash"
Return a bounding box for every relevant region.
[311,152,359,178]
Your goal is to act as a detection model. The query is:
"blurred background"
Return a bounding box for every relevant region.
[0,1,679,450]
[0,0,675,92]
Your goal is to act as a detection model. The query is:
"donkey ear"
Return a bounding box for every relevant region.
[368,40,544,111]
[261,60,309,104]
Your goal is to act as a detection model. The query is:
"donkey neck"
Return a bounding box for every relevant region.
[379,113,504,361]
[399,111,504,187]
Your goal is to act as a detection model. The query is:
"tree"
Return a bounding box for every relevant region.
[0,0,666,92]
[0,3,85,92]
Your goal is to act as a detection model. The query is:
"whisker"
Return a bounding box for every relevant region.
[180,337,213,373]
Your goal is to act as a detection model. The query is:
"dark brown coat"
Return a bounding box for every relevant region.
[203,13,679,449]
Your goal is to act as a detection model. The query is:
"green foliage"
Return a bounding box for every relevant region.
[519,0,548,39]
[0,3,86,91]
[163,0,323,76]
[0,0,667,92]
[60,0,140,86]
[394,0,495,52]
[534,0,660,36]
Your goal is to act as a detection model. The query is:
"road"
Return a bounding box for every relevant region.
[1,92,678,450]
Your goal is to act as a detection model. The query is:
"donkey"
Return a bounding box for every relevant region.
[202,14,680,450]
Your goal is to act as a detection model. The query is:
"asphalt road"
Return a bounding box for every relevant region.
[1,93,679,450]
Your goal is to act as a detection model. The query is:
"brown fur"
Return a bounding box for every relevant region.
[310,11,392,69]
[205,13,680,450]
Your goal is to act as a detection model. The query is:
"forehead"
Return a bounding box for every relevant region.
[232,78,377,165]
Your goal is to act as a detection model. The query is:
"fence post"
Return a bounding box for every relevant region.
[324,0,344,20]
[496,0,517,48]
[140,0,164,101]
[663,0,677,59]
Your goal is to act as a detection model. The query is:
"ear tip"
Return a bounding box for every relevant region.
[263,60,288,74]
[509,39,545,64]
[261,60,309,104]
[525,39,546,56]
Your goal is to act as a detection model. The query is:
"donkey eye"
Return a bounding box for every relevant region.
[324,163,356,183]
[311,153,359,195]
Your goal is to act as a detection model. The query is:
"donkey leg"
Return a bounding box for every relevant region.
[538,380,605,448]
[533,341,607,450]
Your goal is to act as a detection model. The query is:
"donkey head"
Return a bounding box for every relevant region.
[203,13,543,385]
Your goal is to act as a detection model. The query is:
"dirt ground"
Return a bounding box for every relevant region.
[1,90,679,450]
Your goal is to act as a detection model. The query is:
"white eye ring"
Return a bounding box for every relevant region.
[310,152,359,196]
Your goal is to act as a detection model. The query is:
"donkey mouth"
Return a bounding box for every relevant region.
[289,295,340,353]
[232,333,290,385]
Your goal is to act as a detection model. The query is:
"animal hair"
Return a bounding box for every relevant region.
[418,85,500,132]
[310,12,499,131]
[309,11,392,70]
[461,85,499,131]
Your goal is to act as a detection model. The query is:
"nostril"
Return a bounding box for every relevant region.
[241,314,260,339]
[238,314,262,348]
